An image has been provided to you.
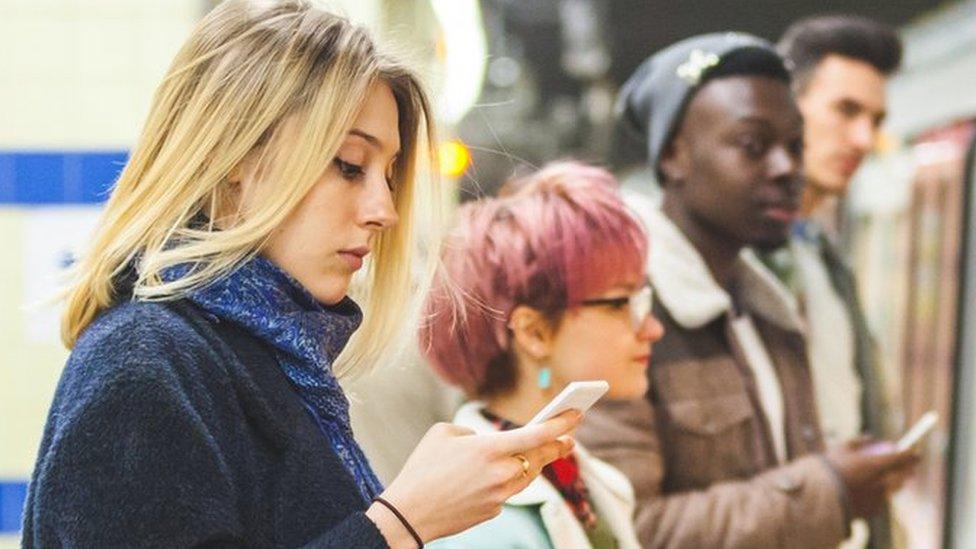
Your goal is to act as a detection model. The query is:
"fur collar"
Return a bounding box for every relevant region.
[631,205,804,333]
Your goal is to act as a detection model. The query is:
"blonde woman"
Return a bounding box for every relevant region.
[22,2,578,547]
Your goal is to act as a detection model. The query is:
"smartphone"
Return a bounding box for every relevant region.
[896,411,938,452]
[526,380,609,426]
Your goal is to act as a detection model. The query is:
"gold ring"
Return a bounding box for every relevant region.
[513,453,530,479]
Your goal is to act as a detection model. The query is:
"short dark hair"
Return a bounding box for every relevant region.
[778,15,902,90]
[702,47,792,86]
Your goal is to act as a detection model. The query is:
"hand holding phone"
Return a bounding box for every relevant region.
[527,381,609,426]
[862,411,938,456]
[896,411,938,452]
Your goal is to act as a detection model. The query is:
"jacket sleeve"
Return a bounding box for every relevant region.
[578,398,848,549]
[427,505,553,549]
[26,322,387,549]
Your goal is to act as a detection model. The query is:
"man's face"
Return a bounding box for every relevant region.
[797,54,887,196]
[662,75,804,251]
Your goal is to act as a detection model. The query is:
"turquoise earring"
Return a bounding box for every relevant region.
[537,367,552,390]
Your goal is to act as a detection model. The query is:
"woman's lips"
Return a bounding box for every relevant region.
[338,247,369,271]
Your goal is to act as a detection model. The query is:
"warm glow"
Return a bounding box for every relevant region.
[439,140,471,178]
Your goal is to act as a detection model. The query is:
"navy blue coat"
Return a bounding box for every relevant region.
[22,299,388,548]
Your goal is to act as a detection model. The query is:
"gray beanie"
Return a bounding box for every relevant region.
[617,32,791,179]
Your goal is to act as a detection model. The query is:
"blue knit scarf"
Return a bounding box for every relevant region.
[165,256,383,502]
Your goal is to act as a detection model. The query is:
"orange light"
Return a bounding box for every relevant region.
[874,129,900,155]
[438,139,471,178]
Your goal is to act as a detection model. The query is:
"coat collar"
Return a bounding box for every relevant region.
[635,206,805,333]
[453,401,640,548]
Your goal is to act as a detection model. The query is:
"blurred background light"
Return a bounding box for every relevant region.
[430,0,487,124]
[438,139,472,178]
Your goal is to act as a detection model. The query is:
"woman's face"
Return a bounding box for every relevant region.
[262,82,401,304]
[546,279,664,400]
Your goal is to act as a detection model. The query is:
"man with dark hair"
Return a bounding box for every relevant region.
[763,16,904,548]
[778,14,901,218]
[578,32,917,548]
[773,13,901,442]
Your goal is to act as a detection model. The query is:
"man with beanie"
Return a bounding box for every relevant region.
[577,33,917,548]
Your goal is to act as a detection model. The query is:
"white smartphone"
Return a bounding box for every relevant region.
[896,411,938,452]
[527,380,610,426]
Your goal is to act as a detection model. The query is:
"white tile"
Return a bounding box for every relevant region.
[76,0,141,18]
[4,0,77,18]
[0,20,16,85]
[76,82,144,147]
[76,18,139,83]
[6,16,76,83]
[135,18,196,83]
[21,206,104,344]
[0,0,204,148]
[141,0,203,20]
[0,84,73,148]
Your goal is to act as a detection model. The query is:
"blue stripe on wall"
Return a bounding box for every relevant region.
[0,481,27,534]
[0,151,128,205]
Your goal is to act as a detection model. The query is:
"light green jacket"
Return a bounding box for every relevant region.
[429,402,641,549]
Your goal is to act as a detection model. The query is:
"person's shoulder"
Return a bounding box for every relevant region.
[427,504,552,549]
[74,299,206,361]
[63,300,225,402]
[80,298,190,338]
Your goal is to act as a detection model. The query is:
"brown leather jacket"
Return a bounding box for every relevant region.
[578,208,848,549]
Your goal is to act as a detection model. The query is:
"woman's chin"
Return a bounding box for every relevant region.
[606,379,649,401]
[308,278,351,306]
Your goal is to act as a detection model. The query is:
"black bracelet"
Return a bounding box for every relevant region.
[372,496,424,548]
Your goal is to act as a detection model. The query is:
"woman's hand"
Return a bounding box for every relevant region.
[367,410,580,547]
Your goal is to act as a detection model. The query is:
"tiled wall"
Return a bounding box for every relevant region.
[0,1,204,149]
[0,1,202,544]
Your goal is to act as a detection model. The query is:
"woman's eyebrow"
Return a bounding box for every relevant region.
[348,128,401,156]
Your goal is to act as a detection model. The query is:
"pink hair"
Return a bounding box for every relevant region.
[419,161,648,397]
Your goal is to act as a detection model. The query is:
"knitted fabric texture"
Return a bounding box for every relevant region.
[165,256,383,501]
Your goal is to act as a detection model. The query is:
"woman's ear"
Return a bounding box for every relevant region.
[508,305,555,361]
[217,151,260,223]
[227,150,261,192]
[226,164,244,185]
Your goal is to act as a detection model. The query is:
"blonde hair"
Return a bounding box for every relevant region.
[62,0,441,377]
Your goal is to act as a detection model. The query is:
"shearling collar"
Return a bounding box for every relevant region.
[631,205,805,333]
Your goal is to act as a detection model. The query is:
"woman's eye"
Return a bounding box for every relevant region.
[334,159,364,179]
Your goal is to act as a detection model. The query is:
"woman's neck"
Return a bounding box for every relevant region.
[483,380,556,427]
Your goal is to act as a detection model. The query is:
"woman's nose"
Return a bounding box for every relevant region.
[638,313,665,343]
[360,175,399,231]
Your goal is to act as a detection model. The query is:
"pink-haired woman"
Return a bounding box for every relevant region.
[420,162,664,548]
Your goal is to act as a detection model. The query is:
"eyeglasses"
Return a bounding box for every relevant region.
[579,282,654,331]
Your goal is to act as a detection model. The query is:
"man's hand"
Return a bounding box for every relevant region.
[825,436,920,518]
